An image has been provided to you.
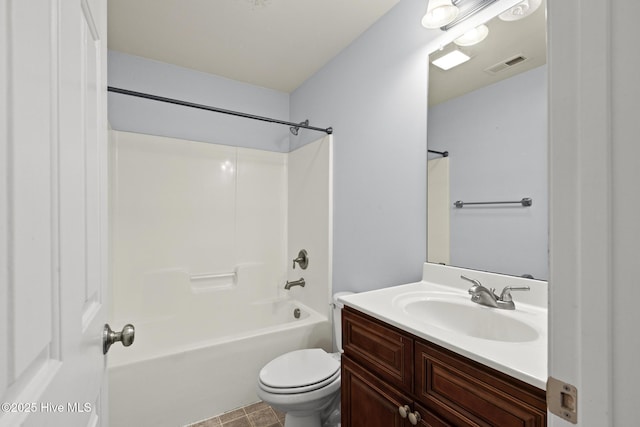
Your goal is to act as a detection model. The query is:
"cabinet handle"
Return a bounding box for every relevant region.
[408,410,422,425]
[398,405,411,418]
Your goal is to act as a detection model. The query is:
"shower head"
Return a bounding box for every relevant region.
[289,119,309,136]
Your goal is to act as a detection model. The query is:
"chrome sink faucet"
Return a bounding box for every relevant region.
[461,275,530,310]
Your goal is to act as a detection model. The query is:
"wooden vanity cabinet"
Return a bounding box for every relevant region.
[342,307,547,427]
[342,356,412,427]
[415,341,547,426]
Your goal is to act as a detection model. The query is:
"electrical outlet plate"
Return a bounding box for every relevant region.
[547,376,578,424]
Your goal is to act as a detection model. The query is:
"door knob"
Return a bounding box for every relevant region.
[103,323,135,354]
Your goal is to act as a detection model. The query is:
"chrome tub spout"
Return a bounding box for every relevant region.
[284,278,306,290]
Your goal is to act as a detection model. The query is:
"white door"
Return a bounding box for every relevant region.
[1,1,111,426]
[548,0,640,426]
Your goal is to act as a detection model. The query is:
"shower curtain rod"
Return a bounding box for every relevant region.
[107,86,334,135]
[428,149,449,157]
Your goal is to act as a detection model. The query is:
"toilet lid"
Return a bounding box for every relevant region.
[258,369,340,395]
[259,349,340,389]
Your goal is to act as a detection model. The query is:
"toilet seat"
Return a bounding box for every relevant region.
[259,369,340,394]
[258,349,340,395]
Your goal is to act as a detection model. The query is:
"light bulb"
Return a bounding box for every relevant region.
[454,25,489,47]
[422,0,459,29]
[499,0,541,21]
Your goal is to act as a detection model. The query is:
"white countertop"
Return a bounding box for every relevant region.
[338,264,548,390]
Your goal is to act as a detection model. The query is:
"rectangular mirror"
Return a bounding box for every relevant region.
[426,0,548,280]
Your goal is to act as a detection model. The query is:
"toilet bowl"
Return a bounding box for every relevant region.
[256,292,353,427]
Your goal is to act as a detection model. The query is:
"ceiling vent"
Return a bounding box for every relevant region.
[484,54,529,74]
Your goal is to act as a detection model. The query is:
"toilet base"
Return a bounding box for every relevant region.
[284,412,322,427]
[281,409,341,427]
[269,392,340,427]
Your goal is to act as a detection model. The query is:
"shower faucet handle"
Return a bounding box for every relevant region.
[292,249,309,270]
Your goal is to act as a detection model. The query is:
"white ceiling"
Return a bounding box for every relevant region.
[108,0,401,93]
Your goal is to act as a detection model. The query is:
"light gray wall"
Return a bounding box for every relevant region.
[108,51,291,152]
[428,65,548,280]
[290,0,437,293]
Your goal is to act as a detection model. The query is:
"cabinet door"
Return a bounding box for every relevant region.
[415,341,546,427]
[415,402,455,427]
[343,307,414,392]
[342,356,411,427]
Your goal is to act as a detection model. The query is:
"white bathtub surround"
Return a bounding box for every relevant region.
[287,135,333,317]
[109,131,333,426]
[111,131,288,324]
[338,263,547,389]
[427,157,450,265]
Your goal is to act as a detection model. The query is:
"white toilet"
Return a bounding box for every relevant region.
[256,292,353,427]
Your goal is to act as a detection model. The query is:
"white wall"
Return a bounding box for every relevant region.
[108,51,291,152]
[428,66,548,280]
[290,0,438,293]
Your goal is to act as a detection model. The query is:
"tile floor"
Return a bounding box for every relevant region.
[187,401,285,427]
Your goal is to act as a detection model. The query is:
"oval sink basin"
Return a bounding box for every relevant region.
[398,295,539,343]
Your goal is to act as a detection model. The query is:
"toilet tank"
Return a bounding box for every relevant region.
[332,292,354,352]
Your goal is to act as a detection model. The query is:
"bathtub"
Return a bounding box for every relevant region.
[108,299,331,427]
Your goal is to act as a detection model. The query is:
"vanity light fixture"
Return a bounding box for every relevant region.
[432,50,471,70]
[454,24,489,46]
[422,0,460,29]
[498,0,542,21]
